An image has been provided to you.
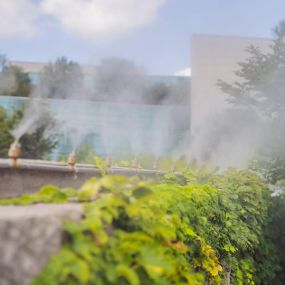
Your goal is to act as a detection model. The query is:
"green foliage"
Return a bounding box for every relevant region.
[1,168,281,284]
[94,57,190,105]
[217,21,285,117]
[2,66,32,97]
[250,158,285,184]
[0,185,68,205]
[268,186,285,284]
[94,58,146,103]
[73,146,192,175]
[217,21,285,182]
[75,145,108,175]
[0,53,7,71]
[0,63,33,97]
[0,106,15,156]
[215,23,285,280]
[0,105,57,159]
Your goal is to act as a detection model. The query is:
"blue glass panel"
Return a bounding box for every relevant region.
[0,96,190,160]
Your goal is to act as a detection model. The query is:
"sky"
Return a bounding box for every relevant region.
[0,0,285,75]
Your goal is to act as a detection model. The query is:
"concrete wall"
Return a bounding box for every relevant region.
[191,34,271,130]
[0,204,83,285]
[0,159,161,198]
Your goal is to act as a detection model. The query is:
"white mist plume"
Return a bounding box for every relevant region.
[189,109,267,169]
[94,58,190,160]
[11,57,190,161]
[11,97,50,141]
[53,101,87,152]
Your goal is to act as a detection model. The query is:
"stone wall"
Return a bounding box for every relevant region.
[0,204,83,285]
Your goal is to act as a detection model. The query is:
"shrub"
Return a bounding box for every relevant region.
[0,169,281,284]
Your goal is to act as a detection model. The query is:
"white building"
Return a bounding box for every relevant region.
[191,34,271,131]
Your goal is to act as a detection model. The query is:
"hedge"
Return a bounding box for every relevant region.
[0,168,283,284]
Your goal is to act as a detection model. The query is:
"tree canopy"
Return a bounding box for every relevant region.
[94,58,146,103]
[93,58,190,105]
[0,54,32,97]
[218,21,285,118]
[217,21,285,182]
[39,57,84,99]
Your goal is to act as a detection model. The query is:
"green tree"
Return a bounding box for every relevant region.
[146,82,170,104]
[0,105,57,159]
[218,22,285,118]
[2,66,33,97]
[0,53,32,97]
[39,57,83,99]
[94,58,146,103]
[0,53,7,71]
[0,65,33,97]
[217,21,285,180]
[217,22,285,283]
[0,106,15,156]
[146,78,190,105]
[0,59,32,97]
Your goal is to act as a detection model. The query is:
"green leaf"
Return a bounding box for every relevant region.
[132,186,153,199]
[39,185,60,195]
[116,265,139,285]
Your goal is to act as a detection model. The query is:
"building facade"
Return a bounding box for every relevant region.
[0,95,189,159]
[0,60,190,159]
[2,34,271,159]
[191,34,271,131]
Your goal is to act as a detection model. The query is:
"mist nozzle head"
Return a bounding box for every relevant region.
[8,141,21,167]
[106,156,112,168]
[67,152,76,171]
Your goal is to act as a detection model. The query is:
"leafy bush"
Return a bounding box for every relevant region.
[0,169,282,284]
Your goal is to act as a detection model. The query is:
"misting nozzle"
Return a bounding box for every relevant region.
[8,141,21,167]
[67,152,76,172]
[153,158,159,171]
[106,156,112,168]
